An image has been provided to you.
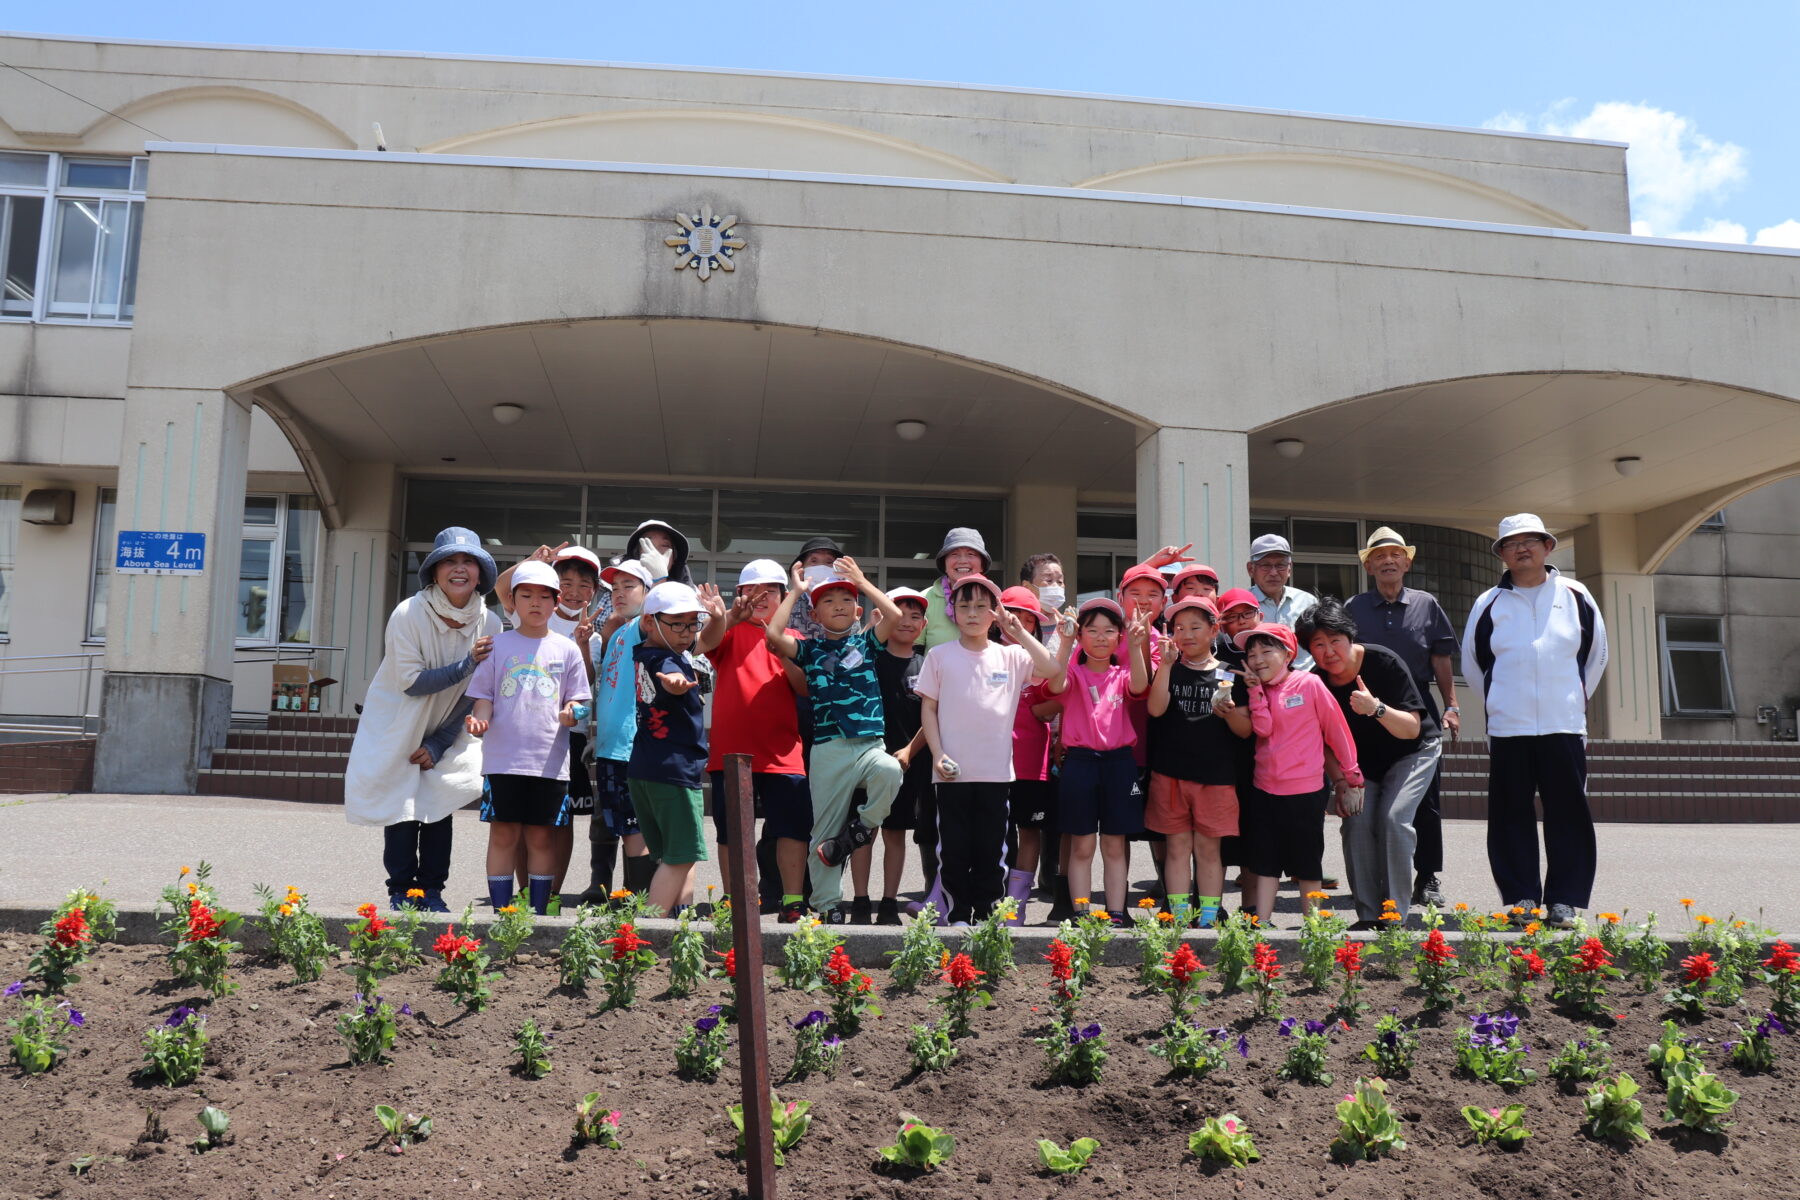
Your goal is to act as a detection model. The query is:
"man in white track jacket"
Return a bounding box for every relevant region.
[1462,513,1608,929]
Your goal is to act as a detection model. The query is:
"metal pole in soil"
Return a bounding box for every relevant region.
[726,752,777,1199]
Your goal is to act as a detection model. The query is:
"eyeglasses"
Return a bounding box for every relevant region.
[1219,610,1258,624]
[1497,536,1547,553]
[655,615,702,633]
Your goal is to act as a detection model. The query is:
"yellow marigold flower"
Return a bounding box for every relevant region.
[498,905,519,915]
[1136,897,1158,909]
[406,888,425,899]
[719,899,731,909]
[610,888,632,900]
[1531,907,1545,918]
[1379,911,1401,922]
[1454,902,1470,912]
[1156,911,1175,923]
[1491,911,1508,922]
[809,918,822,927]
[1732,920,1746,929]
[1696,914,1715,926]
[1524,922,1541,935]
[1305,890,1329,901]
[939,949,951,969]
[1679,897,1694,908]
[179,866,191,876]
[277,903,294,917]
[1598,912,1621,923]
[1382,898,1398,909]
[1073,897,1090,906]
[1317,909,1335,919]
[185,882,198,895]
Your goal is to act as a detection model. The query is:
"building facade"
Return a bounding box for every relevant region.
[2,33,1799,792]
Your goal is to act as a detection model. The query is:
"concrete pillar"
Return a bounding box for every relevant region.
[1006,482,1077,587]
[1574,512,1661,741]
[1134,426,1250,574]
[93,389,251,792]
[323,463,404,713]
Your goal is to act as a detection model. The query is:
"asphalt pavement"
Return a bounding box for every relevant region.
[1,791,1793,935]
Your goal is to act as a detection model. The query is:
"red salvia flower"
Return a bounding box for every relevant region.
[720,948,736,978]
[1165,943,1205,985]
[1681,952,1717,984]
[53,909,91,948]
[607,922,647,960]
[855,973,873,994]
[824,945,857,987]
[1571,936,1612,974]
[184,898,224,943]
[1762,941,1800,974]
[943,952,984,990]
[1510,946,1547,978]
[1334,940,1363,975]
[1421,929,1457,966]
[1252,940,1282,980]
[1044,939,1075,983]
[433,927,480,963]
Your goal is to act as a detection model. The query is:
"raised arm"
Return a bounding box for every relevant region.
[838,556,902,639]
[764,562,807,660]
[998,605,1064,686]
[693,583,731,654]
[1045,608,1079,695]
[1146,651,1175,718]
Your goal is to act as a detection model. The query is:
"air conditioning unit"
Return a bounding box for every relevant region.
[22,488,75,525]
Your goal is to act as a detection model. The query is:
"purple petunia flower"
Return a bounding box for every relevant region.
[399,1003,412,1017]
[1207,1026,1229,1041]
[353,992,363,1004]
[1381,1030,1399,1049]
[822,1035,842,1049]
[795,1010,827,1028]
[164,1006,198,1027]
[1067,1022,1103,1045]
[3,981,23,998]
[1762,1013,1789,1037]
[1304,1019,1329,1037]
[1722,1040,1740,1053]
[696,1016,720,1033]
[1236,1034,1251,1058]
[1494,1011,1521,1039]
[707,1004,724,1015]
[1277,1017,1297,1038]
[66,1008,85,1027]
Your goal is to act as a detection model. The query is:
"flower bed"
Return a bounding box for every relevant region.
[1,895,1797,1199]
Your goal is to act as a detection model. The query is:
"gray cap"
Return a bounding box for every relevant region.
[935,526,992,571]
[1248,533,1293,562]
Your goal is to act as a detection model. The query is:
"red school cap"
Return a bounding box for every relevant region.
[1216,587,1260,615]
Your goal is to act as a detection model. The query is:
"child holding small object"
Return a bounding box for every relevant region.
[465,560,591,914]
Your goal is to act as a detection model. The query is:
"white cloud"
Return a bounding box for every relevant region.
[1485,100,1796,247]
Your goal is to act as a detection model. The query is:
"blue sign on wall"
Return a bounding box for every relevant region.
[116,530,207,575]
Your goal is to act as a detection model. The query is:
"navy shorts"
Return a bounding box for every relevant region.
[1009,778,1056,829]
[481,774,572,827]
[1057,747,1143,837]
[592,758,640,839]
[708,771,812,844]
[1239,785,1328,881]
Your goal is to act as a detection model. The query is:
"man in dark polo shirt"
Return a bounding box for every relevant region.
[1344,527,1460,909]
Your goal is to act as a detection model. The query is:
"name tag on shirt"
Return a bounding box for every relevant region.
[840,646,864,671]
[1283,693,1305,709]
[989,671,1010,686]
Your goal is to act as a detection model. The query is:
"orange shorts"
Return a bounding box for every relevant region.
[1145,774,1239,838]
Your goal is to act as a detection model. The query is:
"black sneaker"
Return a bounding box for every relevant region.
[849,896,874,925]
[823,906,852,925]
[1413,874,1447,909]
[815,817,876,868]
[876,897,902,925]
[779,901,808,924]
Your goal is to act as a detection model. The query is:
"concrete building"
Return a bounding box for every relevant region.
[2,32,1798,794]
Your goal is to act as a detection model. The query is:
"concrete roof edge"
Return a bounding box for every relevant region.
[6,29,1629,151]
[145,142,1800,259]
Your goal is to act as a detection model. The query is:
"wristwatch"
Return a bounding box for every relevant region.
[1444,705,1460,714]
[1373,703,1387,719]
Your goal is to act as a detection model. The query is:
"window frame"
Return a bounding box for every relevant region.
[85,486,117,644]
[0,483,20,640]
[1659,613,1735,718]
[0,151,147,327]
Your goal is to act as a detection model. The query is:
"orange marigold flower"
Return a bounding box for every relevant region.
[610,888,632,900]
[1491,911,1509,922]
[1381,898,1398,910]
[1678,898,1694,908]
[1156,911,1175,924]
[1453,902,1470,912]
[1305,890,1329,901]
[185,882,198,895]
[1317,909,1335,919]
[179,866,191,877]
[405,888,425,899]
[1379,911,1402,922]
[1523,921,1541,935]
[1597,912,1621,923]
[1072,897,1090,907]
[277,903,294,917]
[1136,897,1158,909]
[1695,914,1716,927]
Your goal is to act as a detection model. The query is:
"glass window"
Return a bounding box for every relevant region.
[1076,510,1136,542]
[0,485,18,636]
[1662,615,1734,716]
[716,489,878,560]
[1292,561,1361,604]
[585,485,715,556]
[62,158,135,190]
[1291,518,1360,555]
[236,540,275,641]
[48,197,141,321]
[403,479,583,551]
[1697,511,1726,531]
[243,495,281,526]
[1249,516,1287,543]
[883,495,1005,571]
[280,497,320,643]
[0,151,51,188]
[1,195,44,318]
[88,488,116,640]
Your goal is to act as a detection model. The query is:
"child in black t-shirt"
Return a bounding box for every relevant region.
[1144,597,1252,927]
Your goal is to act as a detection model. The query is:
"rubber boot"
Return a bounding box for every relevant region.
[906,877,948,923]
[1045,875,1076,924]
[622,854,657,897]
[1003,868,1034,926]
[580,836,619,905]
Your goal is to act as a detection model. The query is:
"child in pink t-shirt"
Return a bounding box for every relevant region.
[1236,623,1364,925]
[916,576,1064,926]
[1046,597,1151,922]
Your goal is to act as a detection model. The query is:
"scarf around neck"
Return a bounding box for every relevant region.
[420,584,487,638]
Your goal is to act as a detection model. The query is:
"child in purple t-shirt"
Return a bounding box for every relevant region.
[466,561,591,914]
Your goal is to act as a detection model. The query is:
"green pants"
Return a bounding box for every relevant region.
[806,735,902,912]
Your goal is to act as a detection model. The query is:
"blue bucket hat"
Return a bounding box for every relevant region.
[418,526,497,593]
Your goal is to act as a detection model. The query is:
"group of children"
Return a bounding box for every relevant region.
[389,517,1369,930]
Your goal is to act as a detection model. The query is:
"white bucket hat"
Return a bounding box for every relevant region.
[737,559,788,588]
[1492,513,1557,554]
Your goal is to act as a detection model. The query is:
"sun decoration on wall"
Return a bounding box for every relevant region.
[665,205,746,281]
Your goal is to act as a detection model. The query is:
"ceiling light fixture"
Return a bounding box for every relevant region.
[491,403,526,426]
[1274,437,1305,459]
[895,419,928,442]
[1614,455,1644,477]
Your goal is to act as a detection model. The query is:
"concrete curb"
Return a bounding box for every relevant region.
[0,901,1770,966]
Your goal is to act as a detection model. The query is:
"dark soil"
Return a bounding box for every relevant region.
[1,936,1795,1200]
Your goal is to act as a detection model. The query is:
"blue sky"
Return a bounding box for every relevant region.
[11,1,1798,241]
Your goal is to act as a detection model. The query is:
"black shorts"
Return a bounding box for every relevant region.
[566,731,594,812]
[1238,785,1328,881]
[708,771,812,844]
[1009,778,1056,829]
[481,774,572,827]
[880,763,931,832]
[592,758,639,839]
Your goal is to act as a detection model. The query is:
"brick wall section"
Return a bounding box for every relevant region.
[0,739,96,794]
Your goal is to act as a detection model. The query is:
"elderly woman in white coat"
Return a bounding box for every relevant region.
[344,527,501,912]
